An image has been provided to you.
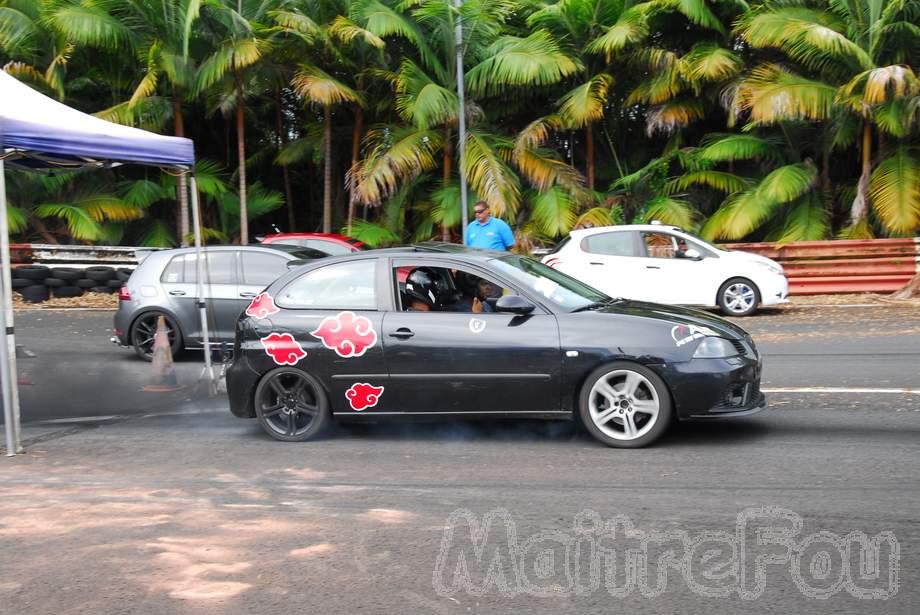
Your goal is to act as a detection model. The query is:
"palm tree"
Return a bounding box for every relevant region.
[45,0,206,245]
[734,0,920,236]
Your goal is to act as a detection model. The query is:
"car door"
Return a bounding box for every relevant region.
[570,230,646,300]
[638,231,721,305]
[380,259,562,415]
[265,258,393,415]
[158,250,239,343]
[238,249,292,313]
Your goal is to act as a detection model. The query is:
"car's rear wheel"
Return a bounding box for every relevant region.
[578,362,672,448]
[254,368,330,442]
[717,277,760,316]
[130,311,182,361]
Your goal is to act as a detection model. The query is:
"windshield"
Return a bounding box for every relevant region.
[491,255,609,312]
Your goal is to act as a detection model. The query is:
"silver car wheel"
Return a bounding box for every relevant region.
[587,369,660,441]
[723,282,756,314]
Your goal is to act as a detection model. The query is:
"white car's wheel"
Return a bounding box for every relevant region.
[578,362,672,448]
[717,277,760,317]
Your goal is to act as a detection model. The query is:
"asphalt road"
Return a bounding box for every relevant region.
[0,302,918,614]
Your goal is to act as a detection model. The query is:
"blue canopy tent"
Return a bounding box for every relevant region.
[0,70,213,455]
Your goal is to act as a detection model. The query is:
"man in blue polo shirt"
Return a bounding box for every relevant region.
[465,201,515,251]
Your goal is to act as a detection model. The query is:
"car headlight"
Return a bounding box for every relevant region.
[693,336,739,358]
[755,260,784,275]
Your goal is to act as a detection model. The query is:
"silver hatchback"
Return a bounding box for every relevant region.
[113,245,326,360]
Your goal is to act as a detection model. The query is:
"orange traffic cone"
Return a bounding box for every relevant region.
[143,315,181,392]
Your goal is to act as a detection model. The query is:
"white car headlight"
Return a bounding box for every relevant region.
[693,336,739,358]
[755,260,784,275]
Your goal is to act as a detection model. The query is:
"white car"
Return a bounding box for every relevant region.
[541,224,789,316]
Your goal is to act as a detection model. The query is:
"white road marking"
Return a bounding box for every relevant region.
[764,387,920,395]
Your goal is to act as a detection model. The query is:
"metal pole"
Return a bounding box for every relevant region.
[454,0,469,245]
[0,157,22,455]
[189,174,215,395]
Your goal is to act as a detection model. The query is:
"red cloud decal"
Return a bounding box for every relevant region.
[245,292,280,319]
[310,311,378,358]
[346,383,384,411]
[260,332,307,366]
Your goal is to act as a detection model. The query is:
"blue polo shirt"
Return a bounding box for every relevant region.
[466,216,514,251]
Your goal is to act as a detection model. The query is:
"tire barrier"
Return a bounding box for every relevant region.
[722,238,920,295]
[11,264,121,303]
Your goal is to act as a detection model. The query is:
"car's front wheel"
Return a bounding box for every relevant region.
[130,311,182,361]
[254,368,330,442]
[578,362,672,448]
[717,277,760,317]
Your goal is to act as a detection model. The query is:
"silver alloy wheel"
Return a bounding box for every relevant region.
[131,312,178,359]
[723,282,757,314]
[587,369,660,441]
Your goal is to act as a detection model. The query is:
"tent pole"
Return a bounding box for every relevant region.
[0,158,23,455]
[189,174,214,395]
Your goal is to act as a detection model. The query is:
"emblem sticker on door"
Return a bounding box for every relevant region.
[346,382,384,411]
[245,292,280,319]
[310,311,378,358]
[469,318,486,334]
[261,332,307,365]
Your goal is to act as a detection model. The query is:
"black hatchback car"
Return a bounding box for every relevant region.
[227,244,765,448]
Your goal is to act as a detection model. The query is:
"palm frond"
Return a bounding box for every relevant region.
[645,100,705,136]
[218,183,284,219]
[869,147,920,235]
[33,203,103,241]
[514,114,565,153]
[122,179,170,208]
[467,30,581,97]
[329,16,385,48]
[75,196,145,222]
[530,186,578,237]
[270,9,322,39]
[656,0,726,35]
[463,131,521,217]
[350,128,443,206]
[574,206,616,229]
[626,67,683,106]
[737,64,837,124]
[197,38,265,94]
[139,219,177,248]
[775,193,829,242]
[343,218,400,246]
[46,3,133,49]
[395,59,458,128]
[513,147,585,191]
[292,64,363,107]
[0,6,35,55]
[756,161,818,204]
[558,74,613,128]
[586,8,649,61]
[697,133,783,163]
[431,182,481,229]
[668,170,753,194]
[5,205,28,234]
[355,0,444,80]
[680,43,742,86]
[191,160,230,197]
[842,65,919,105]
[643,196,696,228]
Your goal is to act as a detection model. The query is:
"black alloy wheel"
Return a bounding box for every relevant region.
[254,368,330,442]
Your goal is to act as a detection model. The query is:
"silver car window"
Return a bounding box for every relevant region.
[240,252,288,286]
[161,252,236,284]
[277,260,376,309]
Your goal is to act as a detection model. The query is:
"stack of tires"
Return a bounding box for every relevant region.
[11,265,132,303]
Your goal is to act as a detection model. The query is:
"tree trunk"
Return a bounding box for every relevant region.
[586,122,595,191]
[29,216,58,244]
[276,91,295,232]
[850,122,872,225]
[323,106,333,233]
[347,105,363,233]
[174,96,189,246]
[442,125,452,241]
[236,73,248,245]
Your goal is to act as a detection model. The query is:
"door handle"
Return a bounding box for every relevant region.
[168,290,187,296]
[645,265,660,270]
[239,292,257,298]
[388,328,415,339]
[589,261,604,265]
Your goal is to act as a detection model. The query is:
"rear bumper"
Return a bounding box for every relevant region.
[226,353,260,418]
[658,355,765,419]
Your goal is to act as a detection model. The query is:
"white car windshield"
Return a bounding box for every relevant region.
[490,255,610,312]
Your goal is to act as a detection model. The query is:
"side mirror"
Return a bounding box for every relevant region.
[495,295,535,315]
[683,248,703,261]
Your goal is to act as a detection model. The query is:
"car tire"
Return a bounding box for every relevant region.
[106,279,124,289]
[20,284,50,303]
[51,267,83,282]
[12,278,30,290]
[76,279,96,289]
[89,285,114,293]
[15,265,51,281]
[130,311,182,361]
[116,268,132,282]
[53,286,83,298]
[717,277,760,317]
[43,277,65,288]
[253,368,331,442]
[85,266,116,282]
[578,361,672,448]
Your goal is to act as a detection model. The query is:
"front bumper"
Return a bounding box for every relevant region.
[659,355,765,419]
[759,274,789,307]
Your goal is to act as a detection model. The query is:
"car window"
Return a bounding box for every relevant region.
[160,252,235,284]
[582,232,634,257]
[393,264,509,313]
[240,252,288,287]
[641,232,680,259]
[491,255,608,312]
[277,260,376,309]
[304,239,353,256]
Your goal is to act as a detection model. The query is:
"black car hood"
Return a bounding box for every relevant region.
[596,300,750,340]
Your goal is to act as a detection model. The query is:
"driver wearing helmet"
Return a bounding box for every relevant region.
[404,267,440,312]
